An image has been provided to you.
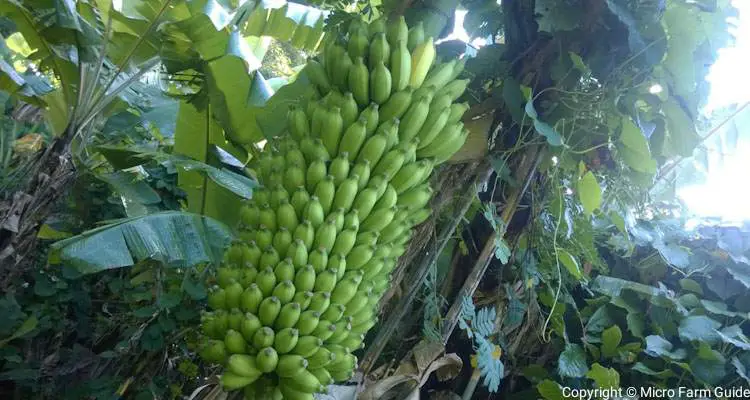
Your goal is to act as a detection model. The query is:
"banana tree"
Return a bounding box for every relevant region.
[0,0,177,276]
[0,0,331,275]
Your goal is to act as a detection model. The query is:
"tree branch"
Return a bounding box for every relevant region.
[440,145,543,344]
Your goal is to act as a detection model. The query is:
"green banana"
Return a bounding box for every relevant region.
[313,221,337,253]
[277,354,308,378]
[252,327,275,349]
[355,133,388,166]
[274,327,299,354]
[416,106,450,148]
[312,321,336,341]
[343,209,360,231]
[225,329,248,354]
[409,37,436,88]
[293,220,315,250]
[368,32,390,69]
[303,196,325,228]
[407,21,425,51]
[313,175,335,215]
[386,16,408,46]
[310,367,334,385]
[321,303,345,322]
[306,159,326,193]
[362,258,386,280]
[292,334,322,356]
[398,96,430,142]
[372,148,406,179]
[256,267,276,296]
[275,302,302,330]
[350,160,371,189]
[347,27,368,61]
[308,247,328,273]
[417,122,464,158]
[379,89,413,123]
[291,187,311,217]
[351,188,379,220]
[391,160,430,194]
[256,347,279,373]
[280,368,322,393]
[447,102,470,124]
[330,275,362,305]
[286,240,308,270]
[329,154,350,187]
[307,291,331,313]
[422,59,456,90]
[272,280,296,304]
[435,79,469,101]
[259,245,280,270]
[208,287,227,310]
[434,129,468,163]
[370,61,392,105]
[338,117,368,162]
[313,268,338,293]
[327,208,345,232]
[368,16,386,38]
[361,103,380,136]
[258,296,281,326]
[333,52,352,90]
[294,265,316,293]
[225,281,243,309]
[200,339,227,363]
[240,284,264,314]
[361,206,397,232]
[221,371,258,391]
[321,107,343,156]
[341,92,359,129]
[272,227,292,256]
[396,183,433,211]
[331,228,357,256]
[390,40,412,91]
[288,105,310,140]
[332,175,359,212]
[345,244,375,270]
[292,291,313,310]
[349,57,369,107]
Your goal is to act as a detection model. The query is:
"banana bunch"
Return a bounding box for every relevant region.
[199,16,469,399]
[245,3,327,52]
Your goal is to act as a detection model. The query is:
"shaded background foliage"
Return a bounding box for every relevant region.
[0,0,747,399]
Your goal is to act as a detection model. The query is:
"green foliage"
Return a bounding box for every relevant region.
[483,205,512,263]
[48,212,233,274]
[577,171,602,216]
[446,0,742,396]
[529,215,750,393]
[0,0,742,397]
[0,1,273,396]
[458,295,504,392]
[524,97,563,147]
[421,249,447,342]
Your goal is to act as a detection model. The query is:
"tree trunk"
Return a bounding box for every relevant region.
[0,136,76,287]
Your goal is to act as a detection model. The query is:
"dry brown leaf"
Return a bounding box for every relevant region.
[420,354,463,386]
[360,353,463,400]
[358,375,420,400]
[449,111,493,163]
[413,340,445,374]
[13,133,44,155]
[431,390,463,400]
